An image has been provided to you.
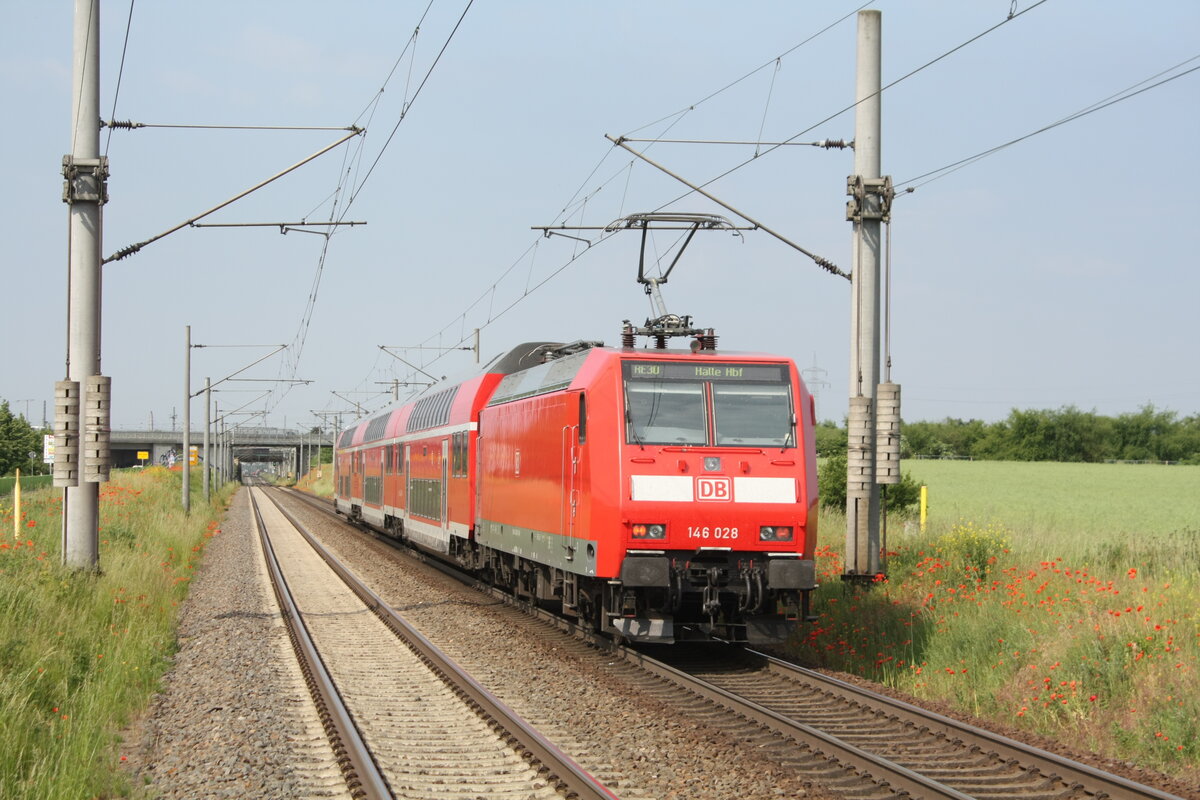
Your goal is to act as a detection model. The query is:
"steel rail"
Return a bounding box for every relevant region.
[248,488,392,800]
[262,488,618,800]
[745,648,1190,800]
[618,647,974,800]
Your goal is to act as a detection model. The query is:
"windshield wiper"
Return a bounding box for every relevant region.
[625,409,646,450]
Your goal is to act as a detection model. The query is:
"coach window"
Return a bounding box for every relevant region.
[452,433,459,475]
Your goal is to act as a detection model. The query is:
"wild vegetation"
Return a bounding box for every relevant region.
[794,459,1200,783]
[0,467,234,798]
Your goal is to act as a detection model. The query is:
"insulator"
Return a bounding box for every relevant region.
[815,255,849,279]
[108,243,143,262]
[702,330,718,351]
[621,323,635,349]
[654,335,667,349]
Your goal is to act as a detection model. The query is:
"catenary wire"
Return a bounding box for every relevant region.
[282,1,475,414]
[896,55,1200,191]
[643,0,1052,217]
[104,0,136,158]
[341,0,476,218]
[400,0,1037,383]
[623,1,875,137]
[354,4,879,393]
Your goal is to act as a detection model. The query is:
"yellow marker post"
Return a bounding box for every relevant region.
[919,485,928,534]
[13,469,20,539]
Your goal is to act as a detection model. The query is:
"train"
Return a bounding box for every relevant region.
[334,327,819,644]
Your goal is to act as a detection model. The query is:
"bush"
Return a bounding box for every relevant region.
[818,453,922,514]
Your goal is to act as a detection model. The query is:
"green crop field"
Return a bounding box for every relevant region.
[900,459,1200,544]
[0,474,53,497]
[799,459,1200,784]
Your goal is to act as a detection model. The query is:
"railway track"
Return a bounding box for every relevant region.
[627,645,1190,800]
[248,486,616,800]
[275,486,1192,800]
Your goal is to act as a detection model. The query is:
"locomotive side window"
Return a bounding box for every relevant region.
[578,393,587,444]
[712,383,794,446]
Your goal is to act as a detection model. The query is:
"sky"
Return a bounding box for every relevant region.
[3,0,1198,435]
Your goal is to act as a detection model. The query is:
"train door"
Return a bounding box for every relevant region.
[404,445,412,516]
[561,392,584,564]
[441,438,450,531]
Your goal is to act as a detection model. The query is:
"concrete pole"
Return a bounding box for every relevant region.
[63,0,103,570]
[215,404,222,484]
[183,325,191,513]
[845,9,883,578]
[211,402,218,484]
[203,377,211,502]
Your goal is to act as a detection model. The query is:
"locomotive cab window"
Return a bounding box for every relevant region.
[713,383,794,446]
[623,360,794,448]
[625,382,706,445]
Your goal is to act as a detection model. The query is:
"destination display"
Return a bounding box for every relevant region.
[624,361,787,383]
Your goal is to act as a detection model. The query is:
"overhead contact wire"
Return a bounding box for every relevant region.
[104,0,136,158]
[897,55,1200,190]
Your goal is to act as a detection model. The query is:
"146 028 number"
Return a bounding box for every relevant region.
[687,526,739,540]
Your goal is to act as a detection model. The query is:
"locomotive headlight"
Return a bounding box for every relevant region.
[760,525,793,542]
[632,523,666,539]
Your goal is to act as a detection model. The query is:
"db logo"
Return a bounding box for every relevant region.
[696,476,733,502]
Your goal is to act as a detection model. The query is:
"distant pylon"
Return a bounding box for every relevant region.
[801,355,830,422]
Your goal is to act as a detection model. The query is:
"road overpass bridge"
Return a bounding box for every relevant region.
[110,428,332,471]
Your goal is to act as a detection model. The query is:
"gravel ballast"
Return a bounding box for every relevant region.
[120,489,348,799]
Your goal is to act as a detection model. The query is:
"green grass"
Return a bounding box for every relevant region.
[0,467,235,799]
[797,461,1200,783]
[296,464,334,498]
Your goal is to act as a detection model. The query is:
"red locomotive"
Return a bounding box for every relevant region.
[335,214,819,642]
[334,332,818,643]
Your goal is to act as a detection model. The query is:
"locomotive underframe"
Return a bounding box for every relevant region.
[456,532,816,643]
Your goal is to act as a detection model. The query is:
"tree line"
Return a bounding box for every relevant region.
[814,404,1200,465]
